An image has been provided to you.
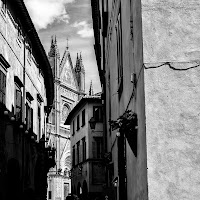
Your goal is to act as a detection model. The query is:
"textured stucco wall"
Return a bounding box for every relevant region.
[142,1,200,199]
[144,64,200,199]
[142,0,200,63]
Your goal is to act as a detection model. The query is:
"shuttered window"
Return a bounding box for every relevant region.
[15,84,22,121]
[0,70,6,105]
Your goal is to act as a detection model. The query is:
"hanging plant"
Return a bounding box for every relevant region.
[109,110,138,157]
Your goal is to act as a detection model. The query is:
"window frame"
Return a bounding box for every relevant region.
[93,106,103,122]
[26,94,33,132]
[93,137,103,159]
[77,114,80,131]
[72,120,75,136]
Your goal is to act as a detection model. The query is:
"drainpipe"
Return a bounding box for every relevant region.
[21,33,26,196]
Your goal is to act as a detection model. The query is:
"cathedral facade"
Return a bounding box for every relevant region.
[46,37,85,200]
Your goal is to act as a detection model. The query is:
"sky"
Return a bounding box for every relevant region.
[24,0,101,94]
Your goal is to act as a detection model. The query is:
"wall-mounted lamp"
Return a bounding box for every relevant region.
[10,116,15,121]
[112,177,118,187]
[116,131,120,137]
[89,117,96,130]
[4,110,8,115]
[19,124,23,129]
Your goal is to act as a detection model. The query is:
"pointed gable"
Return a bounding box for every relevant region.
[60,47,78,90]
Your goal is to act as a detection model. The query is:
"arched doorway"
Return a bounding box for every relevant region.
[23,188,35,200]
[77,182,82,199]
[82,180,88,200]
[72,185,76,195]
[6,158,20,200]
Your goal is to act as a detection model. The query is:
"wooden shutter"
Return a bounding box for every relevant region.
[15,88,22,121]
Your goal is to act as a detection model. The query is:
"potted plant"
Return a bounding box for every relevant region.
[109,110,138,156]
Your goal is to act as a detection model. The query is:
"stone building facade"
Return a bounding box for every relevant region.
[0,0,55,200]
[92,0,200,200]
[46,38,86,200]
[65,94,105,200]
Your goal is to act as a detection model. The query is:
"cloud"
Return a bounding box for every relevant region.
[24,0,74,30]
[72,21,93,38]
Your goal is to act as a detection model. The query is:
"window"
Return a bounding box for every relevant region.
[82,137,86,162]
[0,69,6,105]
[72,146,75,167]
[64,183,69,199]
[72,120,75,136]
[82,109,85,127]
[62,104,70,122]
[77,141,80,164]
[0,54,10,107]
[26,93,33,131]
[115,7,123,95]
[15,83,22,121]
[48,191,52,200]
[92,137,103,159]
[77,115,80,130]
[93,106,103,122]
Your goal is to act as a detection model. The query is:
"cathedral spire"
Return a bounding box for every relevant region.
[54,35,57,44]
[54,35,60,59]
[74,52,85,93]
[89,80,94,96]
[48,36,56,57]
[75,53,80,72]
[79,52,85,72]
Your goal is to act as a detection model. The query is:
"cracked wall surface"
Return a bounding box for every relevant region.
[142,1,200,199]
